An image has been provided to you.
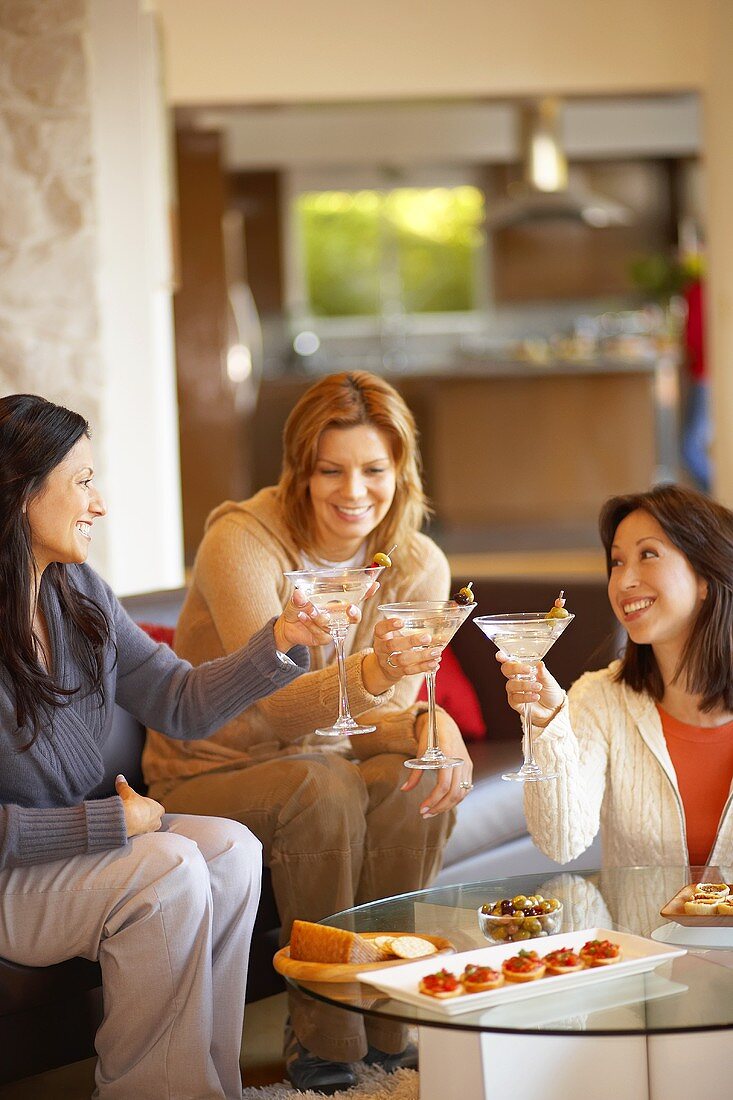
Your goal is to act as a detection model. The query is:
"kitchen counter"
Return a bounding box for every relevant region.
[252,355,678,528]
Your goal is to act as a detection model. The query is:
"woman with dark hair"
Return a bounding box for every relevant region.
[144,371,472,1093]
[0,393,341,1100]
[497,483,733,869]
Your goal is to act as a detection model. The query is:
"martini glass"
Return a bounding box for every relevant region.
[473,612,574,782]
[284,565,384,737]
[377,600,476,770]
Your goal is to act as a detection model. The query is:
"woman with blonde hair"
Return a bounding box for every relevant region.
[144,370,472,1093]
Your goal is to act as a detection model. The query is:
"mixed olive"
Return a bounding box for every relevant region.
[453,581,475,606]
[478,894,562,943]
[372,545,394,572]
[545,589,570,620]
[371,544,397,569]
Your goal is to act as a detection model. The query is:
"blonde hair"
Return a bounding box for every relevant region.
[278,371,430,561]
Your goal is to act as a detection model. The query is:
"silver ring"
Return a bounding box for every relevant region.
[459,781,474,791]
[386,654,398,669]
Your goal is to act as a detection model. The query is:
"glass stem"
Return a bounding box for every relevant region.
[522,699,536,769]
[425,670,438,754]
[516,671,536,770]
[333,630,351,724]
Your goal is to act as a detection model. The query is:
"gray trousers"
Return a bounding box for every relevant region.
[0,813,262,1100]
[150,753,453,1063]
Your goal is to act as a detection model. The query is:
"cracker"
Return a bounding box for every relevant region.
[390,935,437,959]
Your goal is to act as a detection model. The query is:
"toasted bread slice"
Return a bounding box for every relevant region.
[461,965,504,992]
[419,969,462,998]
[289,920,380,964]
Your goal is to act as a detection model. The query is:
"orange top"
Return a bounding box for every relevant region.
[657,706,733,866]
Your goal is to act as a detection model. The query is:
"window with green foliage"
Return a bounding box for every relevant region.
[296,186,485,318]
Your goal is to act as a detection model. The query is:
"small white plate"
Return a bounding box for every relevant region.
[651,921,733,950]
[357,927,685,1017]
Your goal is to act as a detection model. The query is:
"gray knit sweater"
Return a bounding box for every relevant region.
[0,565,308,870]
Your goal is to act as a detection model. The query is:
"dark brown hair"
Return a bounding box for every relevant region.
[599,483,733,711]
[278,371,429,562]
[0,394,111,745]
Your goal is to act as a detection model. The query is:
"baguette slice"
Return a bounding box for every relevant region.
[684,898,721,915]
[289,920,381,964]
[694,882,729,898]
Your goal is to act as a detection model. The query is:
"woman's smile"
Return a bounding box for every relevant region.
[309,424,396,559]
[609,509,706,652]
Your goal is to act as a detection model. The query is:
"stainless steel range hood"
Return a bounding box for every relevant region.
[486,98,633,230]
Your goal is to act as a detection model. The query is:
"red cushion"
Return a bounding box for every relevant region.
[137,622,175,646]
[417,644,487,740]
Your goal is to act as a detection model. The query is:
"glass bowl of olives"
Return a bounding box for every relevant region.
[478,894,563,943]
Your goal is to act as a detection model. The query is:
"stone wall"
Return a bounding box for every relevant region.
[0,0,101,421]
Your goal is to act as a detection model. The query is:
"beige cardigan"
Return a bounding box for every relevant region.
[143,487,450,784]
[526,662,733,868]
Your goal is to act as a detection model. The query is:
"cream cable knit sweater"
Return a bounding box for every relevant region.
[143,487,450,784]
[525,662,733,868]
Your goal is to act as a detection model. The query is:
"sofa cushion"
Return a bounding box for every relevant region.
[137,622,175,646]
[417,644,487,739]
[443,739,528,869]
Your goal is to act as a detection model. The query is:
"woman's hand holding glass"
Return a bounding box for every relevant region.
[366,616,442,693]
[401,711,473,815]
[495,651,566,728]
[274,588,364,652]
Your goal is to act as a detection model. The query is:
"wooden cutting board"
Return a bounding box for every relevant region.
[273,931,454,983]
[660,883,733,927]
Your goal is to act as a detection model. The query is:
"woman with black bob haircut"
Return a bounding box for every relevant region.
[496,483,733,869]
[0,394,339,1100]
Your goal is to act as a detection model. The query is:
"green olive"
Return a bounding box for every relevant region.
[545,605,570,619]
[490,925,507,941]
[547,898,561,912]
[524,917,542,935]
[372,552,392,568]
[539,900,553,913]
[513,928,531,941]
[512,895,527,909]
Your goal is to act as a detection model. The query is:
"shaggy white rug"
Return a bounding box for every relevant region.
[241,1065,418,1100]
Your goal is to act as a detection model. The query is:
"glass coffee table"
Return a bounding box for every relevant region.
[286,867,733,1099]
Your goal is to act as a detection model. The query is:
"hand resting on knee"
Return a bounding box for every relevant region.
[116,774,164,837]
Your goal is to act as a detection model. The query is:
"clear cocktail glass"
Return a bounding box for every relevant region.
[284,565,383,737]
[377,600,476,770]
[473,612,574,782]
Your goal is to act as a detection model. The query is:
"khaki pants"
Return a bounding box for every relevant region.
[150,753,453,1063]
[0,814,261,1100]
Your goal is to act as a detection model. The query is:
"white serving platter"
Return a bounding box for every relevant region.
[356,927,686,1017]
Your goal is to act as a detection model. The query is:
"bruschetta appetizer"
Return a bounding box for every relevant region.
[460,964,504,992]
[501,949,546,983]
[418,968,462,999]
[542,947,584,975]
[579,939,621,967]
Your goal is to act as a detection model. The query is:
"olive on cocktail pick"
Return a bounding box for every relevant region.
[545,589,570,619]
[371,544,397,569]
[453,581,475,606]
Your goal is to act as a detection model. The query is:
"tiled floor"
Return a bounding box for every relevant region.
[0,993,289,1098]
